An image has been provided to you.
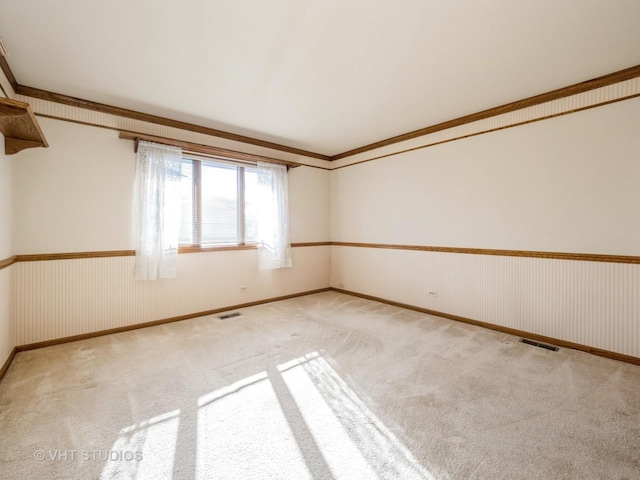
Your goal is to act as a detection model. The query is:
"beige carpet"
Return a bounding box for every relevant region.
[0,291,639,479]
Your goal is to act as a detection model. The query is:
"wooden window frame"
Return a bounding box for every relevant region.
[179,156,256,251]
[120,132,296,253]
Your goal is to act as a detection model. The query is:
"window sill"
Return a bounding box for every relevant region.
[178,244,258,254]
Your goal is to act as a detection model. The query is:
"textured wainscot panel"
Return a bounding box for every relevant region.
[0,266,14,368]
[14,246,330,345]
[331,246,640,358]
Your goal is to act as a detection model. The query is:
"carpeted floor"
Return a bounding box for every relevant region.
[0,291,639,479]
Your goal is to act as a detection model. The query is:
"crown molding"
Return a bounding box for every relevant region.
[3,51,639,164]
[330,64,640,160]
[0,55,18,91]
[1,54,330,161]
[15,84,331,161]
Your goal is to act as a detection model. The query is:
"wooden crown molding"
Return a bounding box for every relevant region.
[3,51,639,164]
[0,55,18,92]
[1,57,330,161]
[329,90,640,170]
[330,64,640,160]
[13,83,330,161]
[0,37,8,57]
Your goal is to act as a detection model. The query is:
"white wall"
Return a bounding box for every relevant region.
[7,90,640,358]
[13,118,135,253]
[0,133,14,364]
[12,118,331,345]
[332,98,640,255]
[331,97,640,357]
[0,135,12,258]
[289,165,331,242]
[14,117,331,253]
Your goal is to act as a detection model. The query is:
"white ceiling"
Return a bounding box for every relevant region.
[1,0,639,157]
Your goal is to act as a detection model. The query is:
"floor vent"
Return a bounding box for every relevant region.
[520,338,559,352]
[219,312,242,320]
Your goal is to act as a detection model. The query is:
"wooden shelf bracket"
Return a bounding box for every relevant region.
[0,97,48,155]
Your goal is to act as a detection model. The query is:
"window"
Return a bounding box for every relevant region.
[177,157,260,247]
[134,138,292,278]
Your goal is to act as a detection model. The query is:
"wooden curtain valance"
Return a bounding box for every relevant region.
[118,131,298,169]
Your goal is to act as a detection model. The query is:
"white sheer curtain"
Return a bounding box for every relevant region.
[256,161,292,269]
[134,140,183,280]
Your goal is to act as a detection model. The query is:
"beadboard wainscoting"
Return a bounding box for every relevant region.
[330,245,640,358]
[0,266,13,372]
[13,246,330,346]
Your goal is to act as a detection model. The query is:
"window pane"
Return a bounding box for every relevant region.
[244,168,259,243]
[201,162,238,244]
[178,160,194,245]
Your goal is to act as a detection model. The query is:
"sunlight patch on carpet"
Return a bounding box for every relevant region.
[100,410,180,480]
[279,352,436,480]
[100,353,435,479]
[197,371,313,480]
